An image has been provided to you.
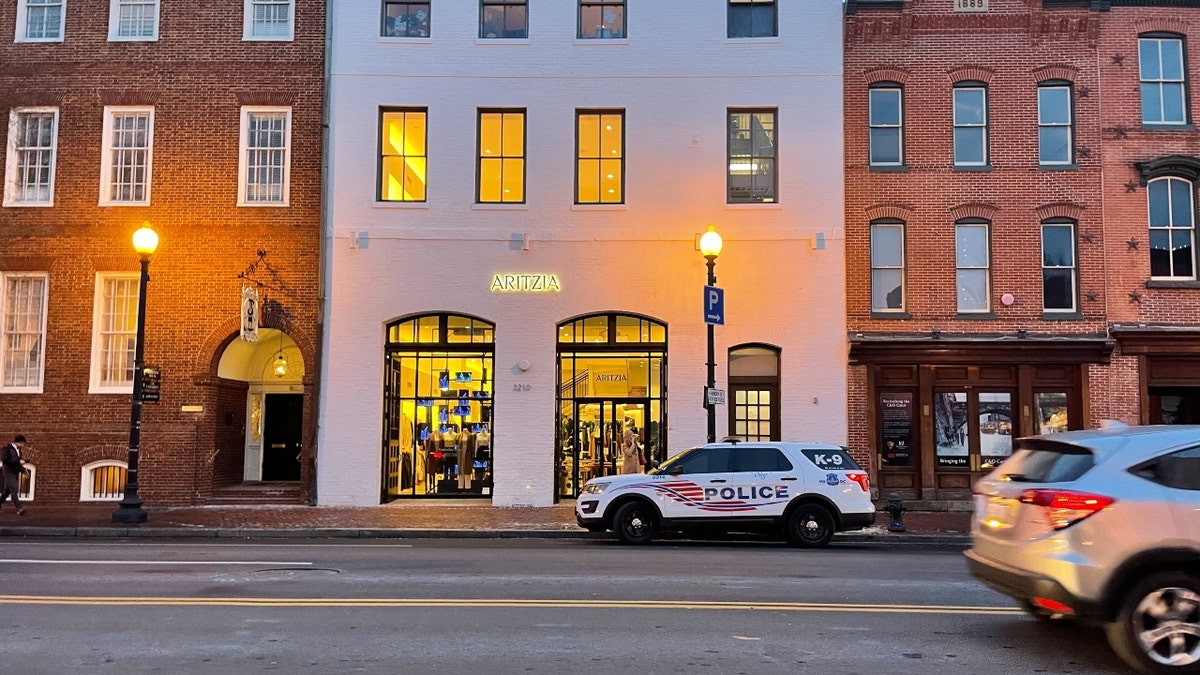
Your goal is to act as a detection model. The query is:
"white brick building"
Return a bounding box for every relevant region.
[320,0,847,506]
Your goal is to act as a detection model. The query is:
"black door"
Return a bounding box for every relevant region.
[263,393,303,481]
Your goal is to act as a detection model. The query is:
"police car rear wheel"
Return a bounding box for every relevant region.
[787,504,835,548]
[613,501,656,545]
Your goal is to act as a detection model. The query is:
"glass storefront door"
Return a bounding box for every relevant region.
[558,398,648,497]
[933,390,1015,473]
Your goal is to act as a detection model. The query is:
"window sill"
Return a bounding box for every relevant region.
[1141,123,1195,132]
[574,38,629,45]
[870,311,911,319]
[243,36,295,42]
[726,201,781,209]
[472,203,529,211]
[725,36,781,44]
[955,312,995,320]
[15,37,65,44]
[869,164,908,172]
[108,36,159,42]
[475,37,530,45]
[2,201,54,208]
[1039,163,1078,171]
[953,165,993,172]
[237,201,290,208]
[373,201,429,209]
[378,36,432,44]
[98,201,151,208]
[571,203,627,211]
[1042,311,1083,320]
[1146,279,1200,288]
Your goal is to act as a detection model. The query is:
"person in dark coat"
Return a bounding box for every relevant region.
[0,434,29,515]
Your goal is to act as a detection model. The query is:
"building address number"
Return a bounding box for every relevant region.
[513,383,531,392]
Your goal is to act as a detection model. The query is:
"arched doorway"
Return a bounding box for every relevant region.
[556,312,667,498]
[216,328,306,482]
[382,313,495,499]
[728,343,781,441]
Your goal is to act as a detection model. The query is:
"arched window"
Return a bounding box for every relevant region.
[383,313,495,499]
[728,344,781,441]
[1148,177,1197,279]
[80,460,127,501]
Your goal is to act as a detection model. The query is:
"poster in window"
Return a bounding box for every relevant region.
[880,392,913,467]
[934,392,969,467]
[1035,392,1069,434]
[977,392,1013,470]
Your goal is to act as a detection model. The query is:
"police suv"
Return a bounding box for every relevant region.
[575,439,877,546]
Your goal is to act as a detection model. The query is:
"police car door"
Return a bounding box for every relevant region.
[658,446,735,520]
[729,445,797,517]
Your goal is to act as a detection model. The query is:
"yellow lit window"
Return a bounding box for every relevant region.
[478,110,525,203]
[577,111,623,204]
[380,109,427,202]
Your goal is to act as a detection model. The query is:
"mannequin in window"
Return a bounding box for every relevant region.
[620,424,641,475]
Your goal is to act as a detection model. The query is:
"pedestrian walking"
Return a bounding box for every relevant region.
[1,435,29,515]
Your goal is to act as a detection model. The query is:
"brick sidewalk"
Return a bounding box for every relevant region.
[0,501,971,537]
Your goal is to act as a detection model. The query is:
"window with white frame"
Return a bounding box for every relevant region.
[480,0,526,39]
[4,108,58,207]
[80,460,126,501]
[871,221,905,312]
[16,0,65,42]
[727,108,776,203]
[728,0,776,38]
[1,273,48,393]
[1148,176,1196,279]
[244,0,294,40]
[955,221,990,313]
[869,85,903,166]
[379,108,427,202]
[477,109,525,203]
[1038,84,1073,165]
[1139,36,1187,125]
[1042,221,1078,312]
[90,273,139,393]
[953,84,988,166]
[108,0,158,41]
[382,1,430,37]
[578,0,624,39]
[238,107,291,206]
[99,106,153,206]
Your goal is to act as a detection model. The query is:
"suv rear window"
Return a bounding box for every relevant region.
[800,448,861,471]
[997,439,1095,483]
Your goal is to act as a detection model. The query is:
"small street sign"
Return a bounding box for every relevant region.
[141,367,162,403]
[704,285,725,325]
[707,387,726,406]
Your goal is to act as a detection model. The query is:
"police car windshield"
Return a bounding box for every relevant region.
[647,447,702,475]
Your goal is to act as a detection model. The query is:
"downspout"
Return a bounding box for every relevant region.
[312,0,335,505]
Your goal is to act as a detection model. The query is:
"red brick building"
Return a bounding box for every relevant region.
[0,0,324,506]
[845,0,1200,502]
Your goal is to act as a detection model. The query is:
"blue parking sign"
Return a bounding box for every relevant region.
[704,286,724,325]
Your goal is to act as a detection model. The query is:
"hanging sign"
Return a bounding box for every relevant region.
[141,367,161,403]
[241,287,259,342]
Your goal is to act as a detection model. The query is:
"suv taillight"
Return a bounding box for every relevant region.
[845,472,870,492]
[1018,489,1114,530]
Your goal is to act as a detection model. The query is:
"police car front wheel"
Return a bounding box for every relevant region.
[613,501,657,545]
[787,504,835,548]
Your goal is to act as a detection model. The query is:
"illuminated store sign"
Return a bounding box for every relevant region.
[490,274,561,293]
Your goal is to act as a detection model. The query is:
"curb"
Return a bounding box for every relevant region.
[0,526,972,544]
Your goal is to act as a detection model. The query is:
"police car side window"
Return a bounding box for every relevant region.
[734,447,793,472]
[676,448,734,474]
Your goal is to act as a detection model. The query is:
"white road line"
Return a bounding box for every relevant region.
[8,543,414,548]
[0,559,314,566]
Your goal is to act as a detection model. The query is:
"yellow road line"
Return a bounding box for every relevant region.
[0,595,1022,615]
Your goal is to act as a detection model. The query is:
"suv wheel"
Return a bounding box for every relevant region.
[1105,571,1200,674]
[613,501,656,545]
[786,504,835,548]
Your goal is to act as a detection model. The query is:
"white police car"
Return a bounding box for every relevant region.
[575,439,876,546]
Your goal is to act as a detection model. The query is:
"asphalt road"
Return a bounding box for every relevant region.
[0,538,1129,674]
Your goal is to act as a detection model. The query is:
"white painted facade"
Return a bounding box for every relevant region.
[320,0,847,506]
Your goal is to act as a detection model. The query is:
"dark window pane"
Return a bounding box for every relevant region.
[1149,179,1171,227]
[734,447,792,472]
[870,128,901,164]
[1043,268,1073,309]
[1173,230,1195,277]
[1150,229,1172,276]
[1171,178,1194,226]
[674,447,734,474]
[1042,225,1073,267]
[1039,127,1069,164]
[869,90,901,125]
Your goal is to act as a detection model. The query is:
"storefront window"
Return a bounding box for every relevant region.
[1034,392,1069,434]
[934,392,969,468]
[383,314,494,499]
[977,392,1012,470]
[557,313,667,498]
[879,392,914,467]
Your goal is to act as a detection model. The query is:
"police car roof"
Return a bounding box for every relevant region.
[708,439,845,449]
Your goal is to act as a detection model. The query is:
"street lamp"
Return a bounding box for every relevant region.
[113,223,158,524]
[699,225,723,444]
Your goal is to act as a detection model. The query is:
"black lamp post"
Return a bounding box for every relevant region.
[699,226,723,444]
[113,224,158,524]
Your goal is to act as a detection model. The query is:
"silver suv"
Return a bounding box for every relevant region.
[965,425,1200,674]
[575,440,876,546]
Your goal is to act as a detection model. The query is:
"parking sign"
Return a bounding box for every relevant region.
[704,286,724,325]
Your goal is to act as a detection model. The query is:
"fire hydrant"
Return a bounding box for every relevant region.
[885,492,906,533]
